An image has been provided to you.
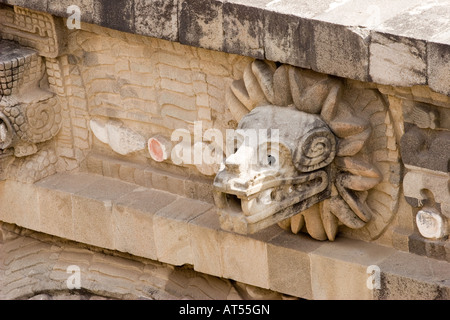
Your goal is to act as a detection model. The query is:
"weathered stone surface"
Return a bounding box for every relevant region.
[47,0,102,25]
[400,125,450,173]
[35,172,101,239]
[2,0,449,92]
[112,188,177,260]
[223,1,264,59]
[220,225,281,289]
[428,41,450,96]
[1,0,450,302]
[71,177,137,249]
[272,64,293,106]
[1,0,45,11]
[35,172,101,193]
[403,170,450,218]
[0,221,287,300]
[0,180,39,230]
[402,101,441,130]
[268,231,322,299]
[179,0,224,51]
[416,208,448,240]
[310,237,396,300]
[97,0,134,33]
[314,0,424,28]
[1,172,450,298]
[373,1,450,42]
[267,10,371,81]
[153,198,212,266]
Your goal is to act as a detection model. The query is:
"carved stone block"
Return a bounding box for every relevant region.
[0,7,66,186]
[214,60,398,241]
[397,92,450,243]
[0,6,65,58]
[89,118,146,156]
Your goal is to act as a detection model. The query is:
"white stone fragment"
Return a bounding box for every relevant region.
[0,122,7,142]
[416,208,448,239]
[90,118,146,155]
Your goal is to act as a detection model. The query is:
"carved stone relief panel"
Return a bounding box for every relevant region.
[400,100,450,241]
[0,6,64,182]
[214,60,401,241]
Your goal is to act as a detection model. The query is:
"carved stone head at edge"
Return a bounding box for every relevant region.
[0,6,68,182]
[213,60,395,241]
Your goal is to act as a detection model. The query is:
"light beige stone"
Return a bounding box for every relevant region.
[1,1,450,301]
[148,135,172,162]
[71,177,137,249]
[188,209,223,277]
[303,204,327,241]
[416,208,448,240]
[268,231,323,299]
[90,118,146,155]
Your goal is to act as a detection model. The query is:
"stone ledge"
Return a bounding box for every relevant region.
[0,0,448,95]
[0,172,449,299]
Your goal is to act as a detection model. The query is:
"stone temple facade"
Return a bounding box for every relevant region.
[0,0,449,300]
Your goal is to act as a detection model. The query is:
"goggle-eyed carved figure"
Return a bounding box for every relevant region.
[214,60,400,241]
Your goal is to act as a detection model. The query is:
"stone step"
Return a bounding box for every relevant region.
[0,172,449,299]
